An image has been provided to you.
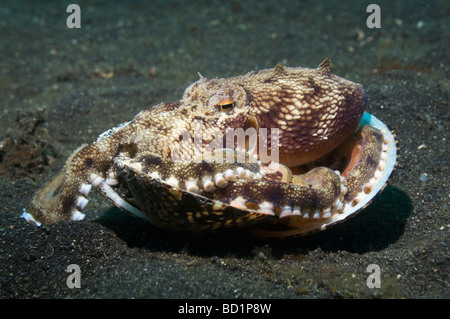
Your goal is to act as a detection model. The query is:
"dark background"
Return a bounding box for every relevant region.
[0,0,448,298]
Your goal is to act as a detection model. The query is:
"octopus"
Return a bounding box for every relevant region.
[22,58,397,237]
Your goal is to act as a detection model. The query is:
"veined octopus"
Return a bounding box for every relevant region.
[22,58,397,237]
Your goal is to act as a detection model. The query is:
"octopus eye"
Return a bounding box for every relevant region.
[219,99,235,112]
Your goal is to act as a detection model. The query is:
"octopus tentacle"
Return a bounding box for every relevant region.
[22,143,116,225]
[250,114,397,237]
[116,148,263,195]
[22,105,178,225]
[111,148,270,231]
[22,118,142,225]
[218,166,346,218]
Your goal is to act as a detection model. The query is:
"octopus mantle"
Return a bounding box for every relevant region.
[22,58,397,237]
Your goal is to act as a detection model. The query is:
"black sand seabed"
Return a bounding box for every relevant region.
[0,0,448,299]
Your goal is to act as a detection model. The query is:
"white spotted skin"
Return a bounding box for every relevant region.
[23,59,396,238]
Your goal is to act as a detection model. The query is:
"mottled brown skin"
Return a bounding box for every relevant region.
[25,58,390,236]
